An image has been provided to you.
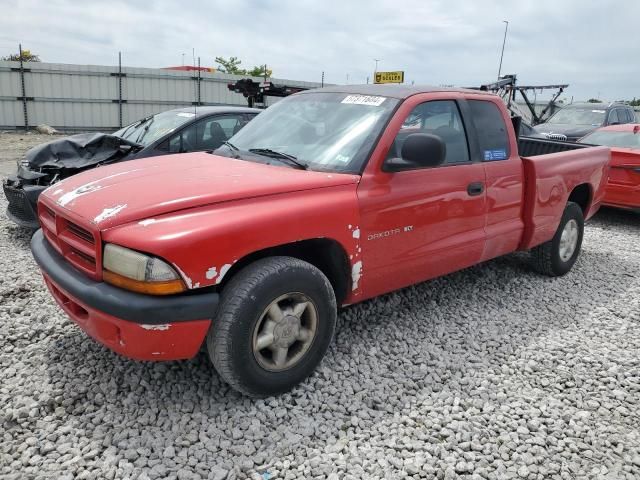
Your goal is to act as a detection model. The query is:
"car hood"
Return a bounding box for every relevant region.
[533,123,597,139]
[24,133,140,171]
[41,152,359,229]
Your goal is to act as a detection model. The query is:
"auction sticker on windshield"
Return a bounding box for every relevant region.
[341,95,386,106]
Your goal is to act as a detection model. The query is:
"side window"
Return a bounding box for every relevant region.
[468,100,510,161]
[608,109,619,125]
[166,123,199,153]
[623,108,634,124]
[388,100,470,166]
[196,115,245,150]
[162,114,249,153]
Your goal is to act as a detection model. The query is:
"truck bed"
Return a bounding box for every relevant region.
[518,142,610,250]
[518,136,593,157]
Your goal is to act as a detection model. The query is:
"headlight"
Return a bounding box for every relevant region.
[102,243,186,295]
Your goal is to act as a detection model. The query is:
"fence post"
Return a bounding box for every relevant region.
[118,52,123,128]
[18,44,29,131]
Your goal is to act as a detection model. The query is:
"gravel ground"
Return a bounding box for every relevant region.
[1,133,639,479]
[0,132,56,175]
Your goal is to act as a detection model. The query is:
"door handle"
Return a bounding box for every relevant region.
[467,182,484,196]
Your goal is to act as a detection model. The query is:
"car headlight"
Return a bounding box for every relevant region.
[102,243,186,295]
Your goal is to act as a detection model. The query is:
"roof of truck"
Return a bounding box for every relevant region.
[303,84,493,99]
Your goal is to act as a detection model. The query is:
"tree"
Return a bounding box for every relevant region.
[214,56,246,75]
[247,65,273,78]
[2,49,41,62]
[214,56,273,77]
[587,98,602,103]
[629,98,640,107]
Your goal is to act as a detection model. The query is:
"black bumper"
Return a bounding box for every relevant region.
[3,180,43,229]
[31,229,219,324]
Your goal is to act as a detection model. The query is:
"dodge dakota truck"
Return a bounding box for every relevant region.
[30,85,610,397]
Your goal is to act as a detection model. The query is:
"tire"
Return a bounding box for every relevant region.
[530,201,584,277]
[207,256,337,397]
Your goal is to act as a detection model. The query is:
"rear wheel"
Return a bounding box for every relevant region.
[530,201,584,276]
[207,256,337,397]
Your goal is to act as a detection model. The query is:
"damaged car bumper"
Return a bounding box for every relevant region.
[31,229,219,360]
[3,177,45,229]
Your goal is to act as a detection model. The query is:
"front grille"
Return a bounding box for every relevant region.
[38,200,101,280]
[3,183,37,223]
[546,133,568,141]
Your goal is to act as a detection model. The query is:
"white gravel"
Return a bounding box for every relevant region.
[1,137,639,479]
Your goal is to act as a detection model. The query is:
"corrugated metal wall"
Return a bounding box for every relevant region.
[0,61,324,131]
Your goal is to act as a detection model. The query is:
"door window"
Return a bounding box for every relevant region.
[387,100,470,166]
[608,109,620,125]
[163,114,249,153]
[468,100,510,161]
[621,108,633,124]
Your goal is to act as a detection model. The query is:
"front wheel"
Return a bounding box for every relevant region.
[530,201,584,277]
[207,256,337,397]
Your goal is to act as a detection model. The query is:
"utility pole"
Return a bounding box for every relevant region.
[374,59,381,73]
[497,20,509,80]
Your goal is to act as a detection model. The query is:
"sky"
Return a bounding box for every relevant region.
[1,0,638,101]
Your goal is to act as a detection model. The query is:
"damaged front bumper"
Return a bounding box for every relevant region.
[3,176,45,229]
[31,230,219,360]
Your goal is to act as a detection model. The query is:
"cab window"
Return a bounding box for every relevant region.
[387,100,470,166]
[468,100,510,161]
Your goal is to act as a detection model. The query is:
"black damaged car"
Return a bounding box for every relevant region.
[3,106,260,228]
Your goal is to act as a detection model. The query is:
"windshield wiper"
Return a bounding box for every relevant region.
[249,148,308,170]
[134,116,155,144]
[223,141,239,151]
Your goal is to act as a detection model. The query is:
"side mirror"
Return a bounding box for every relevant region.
[385,133,446,171]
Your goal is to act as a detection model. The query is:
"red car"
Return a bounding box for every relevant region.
[31,85,609,396]
[579,124,640,211]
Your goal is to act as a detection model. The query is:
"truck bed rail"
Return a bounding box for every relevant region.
[519,136,593,157]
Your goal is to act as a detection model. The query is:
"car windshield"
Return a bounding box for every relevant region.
[580,130,640,148]
[113,110,197,146]
[223,92,399,173]
[546,107,606,126]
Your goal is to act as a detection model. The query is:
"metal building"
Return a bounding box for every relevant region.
[0,61,323,132]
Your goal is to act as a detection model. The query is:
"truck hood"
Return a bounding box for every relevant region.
[41,152,359,229]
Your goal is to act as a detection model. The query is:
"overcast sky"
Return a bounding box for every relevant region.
[1,0,638,101]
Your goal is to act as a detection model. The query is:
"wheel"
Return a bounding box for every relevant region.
[530,201,584,277]
[207,256,337,397]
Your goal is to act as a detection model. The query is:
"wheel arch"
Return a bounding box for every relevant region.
[567,183,592,215]
[217,238,352,305]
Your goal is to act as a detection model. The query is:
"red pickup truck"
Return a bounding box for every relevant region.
[31,85,609,396]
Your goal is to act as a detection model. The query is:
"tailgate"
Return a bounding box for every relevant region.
[519,146,610,250]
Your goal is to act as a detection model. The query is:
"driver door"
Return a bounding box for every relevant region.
[356,95,487,299]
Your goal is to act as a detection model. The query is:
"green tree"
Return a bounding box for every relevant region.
[247,65,273,77]
[629,98,640,107]
[214,56,246,75]
[2,49,41,62]
[587,98,602,103]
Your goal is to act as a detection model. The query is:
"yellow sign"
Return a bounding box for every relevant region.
[374,71,404,84]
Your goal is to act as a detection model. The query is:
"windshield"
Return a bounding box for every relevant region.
[113,110,197,146]
[580,130,640,148]
[224,92,399,173]
[546,107,606,126]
